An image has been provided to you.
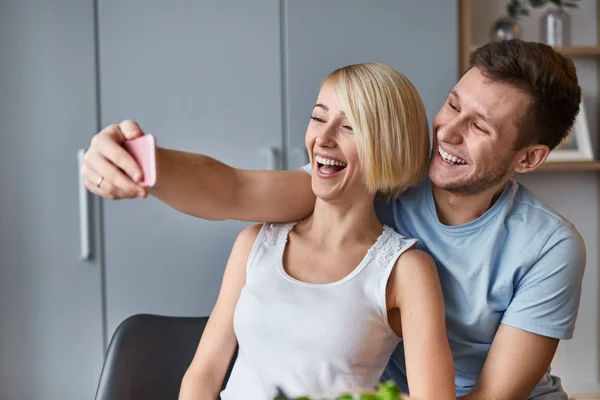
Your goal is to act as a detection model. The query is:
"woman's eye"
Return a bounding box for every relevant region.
[310,116,325,123]
[473,123,488,134]
[342,125,353,132]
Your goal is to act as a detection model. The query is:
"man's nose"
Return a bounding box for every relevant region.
[437,118,464,145]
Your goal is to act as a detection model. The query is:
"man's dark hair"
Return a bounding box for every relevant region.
[469,39,581,150]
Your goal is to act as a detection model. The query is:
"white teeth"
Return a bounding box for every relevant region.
[315,154,347,167]
[438,146,466,165]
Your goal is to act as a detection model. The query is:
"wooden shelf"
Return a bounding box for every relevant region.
[470,45,600,57]
[554,46,600,56]
[534,161,600,172]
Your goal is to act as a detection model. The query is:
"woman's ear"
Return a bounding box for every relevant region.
[513,144,550,173]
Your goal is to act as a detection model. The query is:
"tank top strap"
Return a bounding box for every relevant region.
[367,225,418,269]
[261,222,297,247]
[245,222,298,280]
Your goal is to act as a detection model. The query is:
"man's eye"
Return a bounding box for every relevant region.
[311,116,325,123]
[448,102,458,111]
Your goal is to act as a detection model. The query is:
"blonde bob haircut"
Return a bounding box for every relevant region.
[324,63,430,199]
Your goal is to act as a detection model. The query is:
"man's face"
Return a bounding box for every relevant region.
[428,67,531,196]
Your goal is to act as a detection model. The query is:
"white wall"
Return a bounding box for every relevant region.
[471,1,600,396]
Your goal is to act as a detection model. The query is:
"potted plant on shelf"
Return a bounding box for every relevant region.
[490,0,582,46]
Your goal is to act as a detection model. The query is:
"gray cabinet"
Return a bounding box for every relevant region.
[0,1,457,399]
[98,0,284,338]
[0,1,104,400]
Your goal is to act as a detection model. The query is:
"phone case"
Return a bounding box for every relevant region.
[123,134,157,187]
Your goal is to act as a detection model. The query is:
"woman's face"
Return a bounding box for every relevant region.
[305,81,370,203]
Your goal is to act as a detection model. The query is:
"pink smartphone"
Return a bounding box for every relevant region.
[123,134,157,187]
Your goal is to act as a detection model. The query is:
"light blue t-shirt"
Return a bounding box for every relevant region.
[304,166,586,398]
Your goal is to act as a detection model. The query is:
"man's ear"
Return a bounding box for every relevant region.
[513,144,550,173]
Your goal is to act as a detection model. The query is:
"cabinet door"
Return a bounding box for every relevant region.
[283,0,458,170]
[0,1,104,399]
[98,0,283,337]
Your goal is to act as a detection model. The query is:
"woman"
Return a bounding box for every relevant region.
[178,63,455,400]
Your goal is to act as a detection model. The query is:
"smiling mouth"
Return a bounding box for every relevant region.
[315,154,347,175]
[438,146,467,165]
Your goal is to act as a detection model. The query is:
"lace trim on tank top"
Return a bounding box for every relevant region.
[263,222,410,268]
[367,225,411,268]
[262,222,297,246]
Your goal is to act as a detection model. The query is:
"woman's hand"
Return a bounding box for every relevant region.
[82,119,148,200]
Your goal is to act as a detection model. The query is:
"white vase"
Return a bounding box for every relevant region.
[541,7,571,47]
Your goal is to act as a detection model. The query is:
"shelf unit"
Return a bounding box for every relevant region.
[458,0,600,173]
[535,160,600,172]
[458,3,600,400]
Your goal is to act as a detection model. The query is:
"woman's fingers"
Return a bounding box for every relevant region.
[82,120,149,199]
[83,149,145,199]
[90,123,143,183]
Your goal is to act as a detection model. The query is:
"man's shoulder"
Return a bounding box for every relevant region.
[509,180,580,238]
[502,181,585,271]
[375,179,429,226]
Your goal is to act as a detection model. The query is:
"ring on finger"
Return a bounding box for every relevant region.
[96,176,104,188]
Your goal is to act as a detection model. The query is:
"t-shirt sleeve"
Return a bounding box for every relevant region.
[501,225,586,340]
[302,163,312,174]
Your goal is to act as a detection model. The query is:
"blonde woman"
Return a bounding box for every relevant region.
[178,63,455,400]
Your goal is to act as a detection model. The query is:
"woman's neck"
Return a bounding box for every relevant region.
[298,196,383,248]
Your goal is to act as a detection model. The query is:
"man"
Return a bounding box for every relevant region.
[82,39,586,399]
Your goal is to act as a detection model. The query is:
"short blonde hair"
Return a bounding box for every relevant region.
[324,63,430,199]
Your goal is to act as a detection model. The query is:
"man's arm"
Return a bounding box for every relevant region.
[458,325,558,400]
[82,120,316,222]
[461,226,586,400]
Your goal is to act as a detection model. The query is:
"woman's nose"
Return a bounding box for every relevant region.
[315,126,336,147]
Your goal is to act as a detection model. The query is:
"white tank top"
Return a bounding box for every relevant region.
[220,222,417,399]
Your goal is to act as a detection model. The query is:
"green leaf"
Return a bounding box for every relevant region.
[358,394,380,400]
[375,381,401,400]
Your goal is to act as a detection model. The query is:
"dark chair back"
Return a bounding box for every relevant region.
[94,314,236,400]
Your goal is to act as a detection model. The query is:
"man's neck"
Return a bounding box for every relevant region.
[431,181,509,226]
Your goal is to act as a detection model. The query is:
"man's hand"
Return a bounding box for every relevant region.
[82,120,147,200]
[459,324,559,400]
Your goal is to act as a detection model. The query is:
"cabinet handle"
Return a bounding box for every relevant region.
[77,149,91,260]
[263,146,281,170]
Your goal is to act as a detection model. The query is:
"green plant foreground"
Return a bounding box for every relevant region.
[274,381,402,400]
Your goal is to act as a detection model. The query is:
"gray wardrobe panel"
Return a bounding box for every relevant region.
[98,0,283,338]
[0,1,104,399]
[283,0,458,169]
